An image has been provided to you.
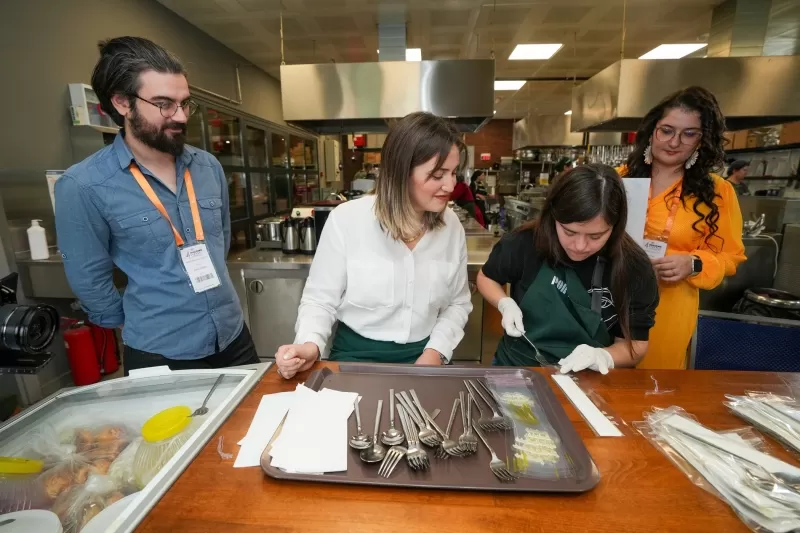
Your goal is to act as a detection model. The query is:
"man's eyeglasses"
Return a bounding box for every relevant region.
[134,95,198,118]
[654,125,702,146]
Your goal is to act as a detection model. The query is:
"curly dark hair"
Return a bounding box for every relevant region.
[624,86,727,251]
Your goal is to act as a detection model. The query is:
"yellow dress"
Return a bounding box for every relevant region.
[618,168,746,369]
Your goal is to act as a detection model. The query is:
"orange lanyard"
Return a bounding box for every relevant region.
[128,163,204,247]
[647,183,682,242]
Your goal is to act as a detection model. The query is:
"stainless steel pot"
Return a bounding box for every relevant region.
[255,218,282,249]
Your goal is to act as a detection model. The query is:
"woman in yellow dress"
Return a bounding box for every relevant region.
[619,86,746,369]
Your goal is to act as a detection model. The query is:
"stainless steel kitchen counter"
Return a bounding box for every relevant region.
[227,234,499,273]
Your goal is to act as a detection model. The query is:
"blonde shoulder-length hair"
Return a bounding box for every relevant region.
[373,112,467,241]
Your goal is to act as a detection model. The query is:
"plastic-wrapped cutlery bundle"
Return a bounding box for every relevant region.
[636,406,800,533]
[726,392,800,456]
[483,371,575,480]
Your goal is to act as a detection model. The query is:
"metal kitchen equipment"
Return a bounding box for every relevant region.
[298,217,317,255]
[255,218,282,250]
[279,218,300,255]
[261,365,600,492]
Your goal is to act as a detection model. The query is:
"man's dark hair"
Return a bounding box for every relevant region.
[728,159,749,175]
[91,37,186,127]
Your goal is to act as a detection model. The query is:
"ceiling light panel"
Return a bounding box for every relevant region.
[509,43,563,60]
[639,43,708,59]
[494,80,526,91]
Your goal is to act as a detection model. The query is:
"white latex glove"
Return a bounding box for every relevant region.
[559,344,614,375]
[497,297,525,337]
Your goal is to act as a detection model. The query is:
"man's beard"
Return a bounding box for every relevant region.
[128,105,187,157]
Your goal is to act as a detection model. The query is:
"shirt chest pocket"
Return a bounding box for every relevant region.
[428,260,458,309]
[115,209,174,252]
[197,197,223,238]
[346,259,394,310]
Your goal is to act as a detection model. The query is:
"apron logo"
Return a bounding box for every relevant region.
[551,275,568,295]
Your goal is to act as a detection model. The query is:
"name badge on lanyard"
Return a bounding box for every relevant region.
[129,163,221,293]
[643,184,682,260]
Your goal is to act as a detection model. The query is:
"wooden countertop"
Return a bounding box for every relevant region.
[135,364,800,533]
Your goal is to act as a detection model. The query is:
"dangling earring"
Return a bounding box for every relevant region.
[685,150,699,169]
[643,142,653,165]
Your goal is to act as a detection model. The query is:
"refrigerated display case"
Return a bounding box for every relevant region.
[0,364,269,533]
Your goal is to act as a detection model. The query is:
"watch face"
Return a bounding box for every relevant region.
[693,257,703,273]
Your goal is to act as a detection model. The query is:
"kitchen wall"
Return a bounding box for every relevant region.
[0,0,284,173]
[464,120,515,169]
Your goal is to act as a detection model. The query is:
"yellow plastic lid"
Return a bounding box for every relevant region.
[0,457,44,475]
[142,406,192,443]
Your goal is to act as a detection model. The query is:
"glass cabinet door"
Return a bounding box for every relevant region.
[246,126,268,168]
[304,141,318,170]
[250,172,271,217]
[207,108,243,166]
[225,171,249,221]
[186,108,205,149]
[273,172,291,212]
[292,173,308,206]
[289,136,305,170]
[305,172,320,203]
[271,133,288,167]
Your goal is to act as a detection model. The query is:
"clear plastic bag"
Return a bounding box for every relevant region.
[50,474,134,533]
[484,371,576,480]
[726,392,800,458]
[635,406,800,533]
[107,437,142,488]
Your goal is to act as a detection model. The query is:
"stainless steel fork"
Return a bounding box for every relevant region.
[473,421,517,482]
[397,405,428,471]
[469,379,512,431]
[464,380,504,432]
[458,390,478,455]
[378,444,407,478]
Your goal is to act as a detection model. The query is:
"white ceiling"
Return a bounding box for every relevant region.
[157,0,723,119]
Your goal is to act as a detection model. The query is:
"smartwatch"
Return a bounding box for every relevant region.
[691,255,703,276]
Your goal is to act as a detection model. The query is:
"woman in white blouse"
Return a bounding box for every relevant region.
[275,112,473,379]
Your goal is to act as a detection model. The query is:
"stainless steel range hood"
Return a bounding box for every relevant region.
[571,56,800,132]
[280,59,495,134]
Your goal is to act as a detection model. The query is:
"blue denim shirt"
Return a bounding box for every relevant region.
[55,133,244,360]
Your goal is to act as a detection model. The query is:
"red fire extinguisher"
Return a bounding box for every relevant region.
[63,320,120,386]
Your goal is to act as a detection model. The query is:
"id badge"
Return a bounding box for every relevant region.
[642,239,668,259]
[180,244,221,293]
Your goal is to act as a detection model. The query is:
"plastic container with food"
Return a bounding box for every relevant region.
[0,456,48,514]
[132,406,199,489]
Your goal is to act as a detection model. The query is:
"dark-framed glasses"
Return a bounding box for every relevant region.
[654,125,702,145]
[134,95,198,118]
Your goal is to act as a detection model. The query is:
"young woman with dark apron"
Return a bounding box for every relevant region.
[477,164,660,374]
[274,112,473,379]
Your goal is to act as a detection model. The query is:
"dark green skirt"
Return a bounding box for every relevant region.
[329,322,429,364]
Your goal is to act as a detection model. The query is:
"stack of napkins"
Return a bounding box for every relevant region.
[234,390,297,468]
[269,385,358,474]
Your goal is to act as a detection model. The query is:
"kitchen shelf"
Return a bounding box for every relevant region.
[726,143,800,155]
[744,176,799,181]
[73,124,120,134]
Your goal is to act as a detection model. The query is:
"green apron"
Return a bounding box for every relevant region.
[494,259,613,366]
[329,322,429,363]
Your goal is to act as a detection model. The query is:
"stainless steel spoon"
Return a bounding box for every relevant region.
[349,397,372,450]
[191,375,224,417]
[381,388,404,445]
[360,399,386,463]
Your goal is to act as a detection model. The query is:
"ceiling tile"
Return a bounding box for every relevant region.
[429,32,464,47]
[261,17,305,37]
[488,6,529,26]
[542,6,586,25]
[430,9,473,27]
[315,15,355,33]
[201,21,251,39]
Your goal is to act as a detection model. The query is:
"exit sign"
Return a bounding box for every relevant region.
[480,153,491,161]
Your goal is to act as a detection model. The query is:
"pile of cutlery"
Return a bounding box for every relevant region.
[350,380,519,482]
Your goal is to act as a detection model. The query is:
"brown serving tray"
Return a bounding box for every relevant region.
[260,363,600,492]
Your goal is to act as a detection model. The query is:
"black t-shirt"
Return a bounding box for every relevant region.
[481,228,659,341]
